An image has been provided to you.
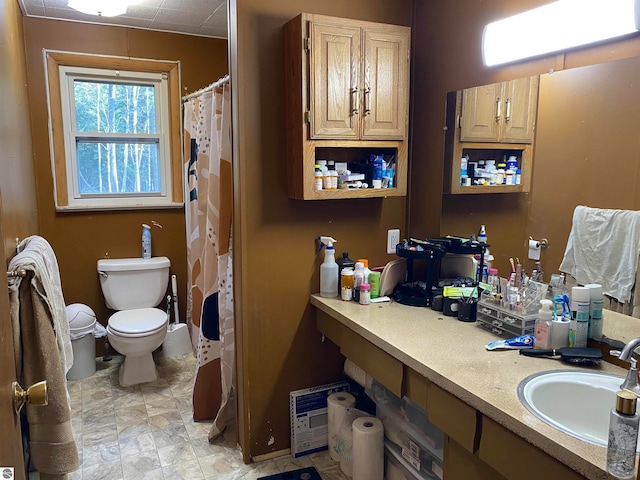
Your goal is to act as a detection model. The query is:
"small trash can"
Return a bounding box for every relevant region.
[66,303,97,381]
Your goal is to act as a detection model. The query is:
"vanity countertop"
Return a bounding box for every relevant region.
[310,294,640,480]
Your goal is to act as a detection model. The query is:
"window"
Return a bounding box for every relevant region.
[45,51,183,210]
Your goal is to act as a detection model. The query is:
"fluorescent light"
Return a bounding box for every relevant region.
[67,0,142,17]
[482,0,640,66]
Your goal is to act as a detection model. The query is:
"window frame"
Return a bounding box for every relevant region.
[45,50,183,211]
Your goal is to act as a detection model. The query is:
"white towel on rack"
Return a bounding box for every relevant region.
[559,206,640,303]
[8,236,73,375]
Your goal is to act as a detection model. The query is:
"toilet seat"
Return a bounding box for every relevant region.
[108,308,167,337]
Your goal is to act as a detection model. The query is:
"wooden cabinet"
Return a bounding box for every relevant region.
[460,77,538,144]
[285,13,410,200]
[444,76,539,195]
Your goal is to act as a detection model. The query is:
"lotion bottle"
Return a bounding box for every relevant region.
[607,390,639,479]
[319,236,338,298]
[142,224,152,259]
[534,299,553,349]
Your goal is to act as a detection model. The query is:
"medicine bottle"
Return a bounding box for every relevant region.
[314,164,323,191]
[341,268,354,301]
[359,283,371,305]
[607,390,639,479]
[353,262,365,302]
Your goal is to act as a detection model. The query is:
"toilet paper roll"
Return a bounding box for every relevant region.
[352,417,384,480]
[344,360,372,388]
[328,392,356,462]
[528,239,541,261]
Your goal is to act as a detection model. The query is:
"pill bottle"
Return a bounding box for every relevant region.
[314,164,323,191]
[359,283,371,305]
[341,268,354,301]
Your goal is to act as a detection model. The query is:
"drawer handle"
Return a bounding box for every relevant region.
[495,97,502,122]
[505,98,511,122]
[364,87,371,115]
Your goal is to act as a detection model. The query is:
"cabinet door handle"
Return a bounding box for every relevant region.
[364,87,371,115]
[505,98,511,122]
[351,86,360,115]
[495,97,502,122]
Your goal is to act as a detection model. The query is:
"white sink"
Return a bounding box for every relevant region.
[518,369,639,449]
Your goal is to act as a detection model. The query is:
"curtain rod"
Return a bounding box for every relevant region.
[182,74,230,102]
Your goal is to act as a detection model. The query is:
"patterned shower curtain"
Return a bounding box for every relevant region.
[183,80,235,440]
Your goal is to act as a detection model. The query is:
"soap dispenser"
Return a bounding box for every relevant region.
[534,299,553,349]
[607,390,639,479]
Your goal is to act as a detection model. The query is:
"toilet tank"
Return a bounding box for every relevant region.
[97,257,171,310]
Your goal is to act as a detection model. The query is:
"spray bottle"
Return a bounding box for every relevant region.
[142,224,152,259]
[318,236,338,298]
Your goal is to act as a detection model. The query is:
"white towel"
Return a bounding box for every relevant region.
[8,236,73,375]
[559,206,640,303]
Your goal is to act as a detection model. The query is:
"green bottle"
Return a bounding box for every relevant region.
[368,271,381,299]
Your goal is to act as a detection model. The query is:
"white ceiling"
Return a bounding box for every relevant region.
[17,0,228,39]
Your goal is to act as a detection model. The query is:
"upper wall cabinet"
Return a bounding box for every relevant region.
[460,77,539,144]
[284,13,410,200]
[310,20,409,140]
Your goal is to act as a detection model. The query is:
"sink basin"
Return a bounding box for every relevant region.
[518,369,639,449]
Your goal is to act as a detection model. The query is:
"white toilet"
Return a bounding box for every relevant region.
[97,256,170,387]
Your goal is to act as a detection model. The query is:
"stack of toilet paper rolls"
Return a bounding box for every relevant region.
[327,392,384,479]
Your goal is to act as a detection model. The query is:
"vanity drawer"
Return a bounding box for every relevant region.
[476,315,534,337]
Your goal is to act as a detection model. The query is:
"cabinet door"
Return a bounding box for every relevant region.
[310,22,361,139]
[460,83,503,142]
[361,27,409,140]
[501,76,539,143]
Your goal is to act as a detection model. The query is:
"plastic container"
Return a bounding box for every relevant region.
[569,286,590,348]
[142,223,152,259]
[337,252,355,289]
[359,283,371,305]
[534,299,553,349]
[341,268,354,301]
[374,154,384,181]
[66,303,97,381]
[478,225,487,243]
[314,164,323,190]
[585,283,604,340]
[369,271,381,299]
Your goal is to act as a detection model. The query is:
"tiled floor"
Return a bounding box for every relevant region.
[66,351,349,480]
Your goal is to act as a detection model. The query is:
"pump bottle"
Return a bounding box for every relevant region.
[534,299,553,349]
[319,236,339,298]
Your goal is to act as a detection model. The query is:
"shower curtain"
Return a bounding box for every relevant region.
[183,79,235,439]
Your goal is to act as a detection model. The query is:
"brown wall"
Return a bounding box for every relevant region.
[410,0,640,278]
[22,18,228,331]
[233,0,412,459]
[0,0,38,259]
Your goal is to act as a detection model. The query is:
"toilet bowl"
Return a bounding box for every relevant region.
[97,256,171,387]
[106,308,168,386]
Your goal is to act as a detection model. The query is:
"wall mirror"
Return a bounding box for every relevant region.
[444,55,640,289]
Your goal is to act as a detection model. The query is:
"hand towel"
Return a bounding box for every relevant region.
[8,236,73,375]
[559,206,640,303]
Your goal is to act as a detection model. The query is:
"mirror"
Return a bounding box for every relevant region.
[445,55,640,287]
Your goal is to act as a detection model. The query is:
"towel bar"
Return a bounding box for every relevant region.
[7,269,26,278]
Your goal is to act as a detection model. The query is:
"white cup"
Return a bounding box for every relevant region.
[372,179,382,189]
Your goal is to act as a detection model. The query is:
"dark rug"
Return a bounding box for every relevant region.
[257,466,322,480]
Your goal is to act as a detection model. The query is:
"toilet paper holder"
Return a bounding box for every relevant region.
[529,236,549,248]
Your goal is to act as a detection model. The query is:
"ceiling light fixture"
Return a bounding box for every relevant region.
[67,0,142,17]
[482,0,640,67]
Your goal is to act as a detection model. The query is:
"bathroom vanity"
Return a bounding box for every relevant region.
[311,294,640,480]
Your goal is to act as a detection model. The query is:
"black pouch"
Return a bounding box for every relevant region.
[392,281,429,307]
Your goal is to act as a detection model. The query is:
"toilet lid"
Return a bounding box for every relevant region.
[108,308,168,335]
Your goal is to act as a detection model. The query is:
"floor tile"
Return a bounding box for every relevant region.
[69,351,342,480]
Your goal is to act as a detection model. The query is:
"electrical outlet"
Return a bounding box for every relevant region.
[387,229,400,254]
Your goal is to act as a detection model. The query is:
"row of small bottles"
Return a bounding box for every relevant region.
[315,160,339,190]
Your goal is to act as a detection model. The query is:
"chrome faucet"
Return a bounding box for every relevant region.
[611,339,640,396]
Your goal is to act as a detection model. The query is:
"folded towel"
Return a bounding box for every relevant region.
[10,272,79,477]
[8,236,73,375]
[559,206,640,303]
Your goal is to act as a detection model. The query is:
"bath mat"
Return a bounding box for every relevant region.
[257,466,322,480]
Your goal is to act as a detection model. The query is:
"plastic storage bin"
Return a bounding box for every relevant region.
[385,441,440,480]
[366,380,444,479]
[476,295,537,337]
[66,303,97,381]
